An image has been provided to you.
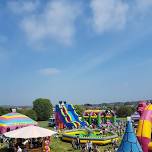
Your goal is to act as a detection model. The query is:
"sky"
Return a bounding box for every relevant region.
[0,0,152,106]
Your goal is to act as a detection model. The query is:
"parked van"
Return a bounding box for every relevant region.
[48,117,55,127]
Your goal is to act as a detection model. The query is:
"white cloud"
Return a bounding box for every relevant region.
[90,0,152,34]
[7,0,39,14]
[20,0,80,46]
[90,0,129,33]
[7,0,152,45]
[39,68,60,76]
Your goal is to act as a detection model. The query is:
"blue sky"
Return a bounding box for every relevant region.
[0,0,152,105]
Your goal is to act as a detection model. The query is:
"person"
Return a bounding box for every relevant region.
[111,139,115,147]
[88,140,92,152]
[53,126,57,133]
[113,139,119,151]
[17,146,22,152]
[99,130,103,135]
[8,139,14,152]
[102,127,106,135]
[23,140,28,146]
[107,148,112,152]
[86,141,89,150]
[76,136,80,149]
[23,147,28,152]
[93,145,100,152]
[72,138,76,149]
[37,138,43,147]
[22,139,29,152]
[44,137,50,152]
[81,144,86,152]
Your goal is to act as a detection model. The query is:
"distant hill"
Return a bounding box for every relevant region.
[83,100,152,109]
[0,105,32,109]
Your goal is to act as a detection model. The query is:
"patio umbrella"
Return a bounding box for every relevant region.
[4,125,57,138]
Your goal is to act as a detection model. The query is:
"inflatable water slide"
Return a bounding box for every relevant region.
[55,101,87,129]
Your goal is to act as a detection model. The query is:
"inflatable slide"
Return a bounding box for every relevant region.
[55,101,87,129]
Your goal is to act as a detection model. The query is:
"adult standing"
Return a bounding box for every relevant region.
[88,140,92,152]
[93,145,100,152]
[17,146,22,152]
[76,136,80,149]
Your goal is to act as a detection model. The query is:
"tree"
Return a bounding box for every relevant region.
[74,105,85,116]
[116,105,135,117]
[33,98,53,121]
[124,102,133,106]
[0,107,11,116]
[17,109,37,120]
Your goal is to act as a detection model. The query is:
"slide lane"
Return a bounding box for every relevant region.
[61,105,78,128]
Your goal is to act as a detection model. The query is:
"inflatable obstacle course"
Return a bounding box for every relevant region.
[62,129,118,145]
[82,109,116,126]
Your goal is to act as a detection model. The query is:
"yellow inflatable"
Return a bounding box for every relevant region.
[137,102,152,152]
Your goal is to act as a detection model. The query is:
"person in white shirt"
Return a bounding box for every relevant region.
[88,140,92,152]
[17,146,22,152]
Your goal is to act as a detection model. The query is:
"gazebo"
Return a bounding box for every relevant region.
[4,126,57,152]
[4,125,57,138]
[0,112,37,133]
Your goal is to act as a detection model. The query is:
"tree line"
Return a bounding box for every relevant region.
[74,104,136,118]
[0,98,53,121]
[0,99,137,120]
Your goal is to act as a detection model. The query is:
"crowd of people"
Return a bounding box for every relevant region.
[69,120,126,152]
[71,137,120,152]
[72,136,100,152]
[3,137,50,152]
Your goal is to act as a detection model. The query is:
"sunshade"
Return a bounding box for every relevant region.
[4,125,57,138]
[0,112,38,133]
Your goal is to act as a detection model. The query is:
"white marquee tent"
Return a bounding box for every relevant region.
[4,125,57,139]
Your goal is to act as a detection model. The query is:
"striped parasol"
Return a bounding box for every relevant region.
[0,112,37,133]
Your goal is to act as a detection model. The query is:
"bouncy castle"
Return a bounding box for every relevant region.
[82,109,115,126]
[55,101,87,129]
[137,101,152,152]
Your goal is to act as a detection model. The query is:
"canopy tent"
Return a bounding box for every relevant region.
[4,125,57,138]
[0,112,37,133]
[131,112,140,121]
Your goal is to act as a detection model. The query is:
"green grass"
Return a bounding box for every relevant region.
[38,121,54,130]
[51,137,78,152]
[116,117,126,121]
[50,137,115,152]
[38,121,49,128]
[0,144,8,152]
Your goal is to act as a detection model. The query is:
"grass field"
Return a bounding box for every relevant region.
[38,121,50,128]
[50,137,115,152]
